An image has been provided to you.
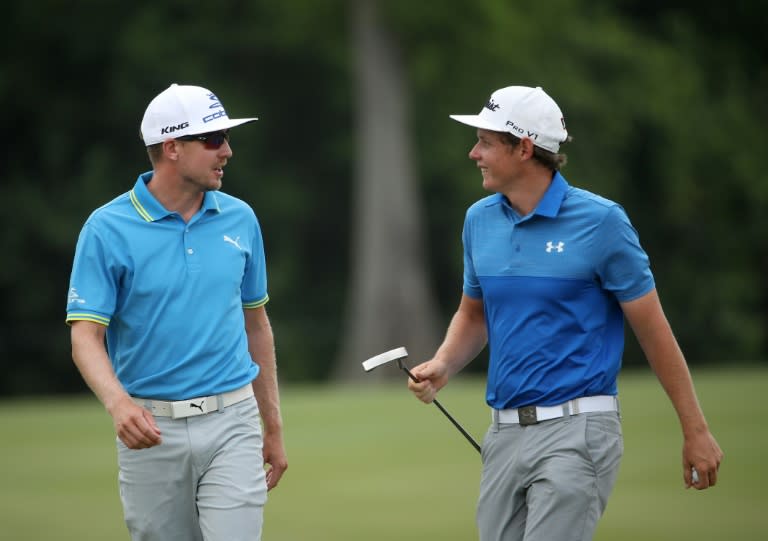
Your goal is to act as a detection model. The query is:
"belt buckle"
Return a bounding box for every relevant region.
[518,405,538,426]
[170,398,209,419]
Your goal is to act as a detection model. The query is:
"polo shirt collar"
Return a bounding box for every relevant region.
[129,171,222,222]
[534,171,569,218]
[487,171,569,220]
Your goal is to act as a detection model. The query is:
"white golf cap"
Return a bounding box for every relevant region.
[140,83,258,146]
[450,86,567,152]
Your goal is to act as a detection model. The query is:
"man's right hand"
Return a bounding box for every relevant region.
[407,360,449,404]
[110,397,162,449]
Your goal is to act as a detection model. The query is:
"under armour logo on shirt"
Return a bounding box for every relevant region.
[545,241,565,253]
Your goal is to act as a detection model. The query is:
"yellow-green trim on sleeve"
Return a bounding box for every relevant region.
[243,295,269,309]
[66,314,111,326]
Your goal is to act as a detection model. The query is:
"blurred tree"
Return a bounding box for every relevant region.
[334,0,441,381]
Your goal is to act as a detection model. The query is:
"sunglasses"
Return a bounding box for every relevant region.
[176,130,230,150]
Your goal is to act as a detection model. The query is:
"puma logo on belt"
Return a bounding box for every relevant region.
[190,400,205,412]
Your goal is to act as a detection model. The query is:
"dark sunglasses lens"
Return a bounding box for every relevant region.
[203,132,229,149]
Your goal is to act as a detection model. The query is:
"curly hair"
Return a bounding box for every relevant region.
[500,132,570,171]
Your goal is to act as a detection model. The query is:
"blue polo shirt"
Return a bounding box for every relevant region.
[463,172,654,409]
[66,172,268,400]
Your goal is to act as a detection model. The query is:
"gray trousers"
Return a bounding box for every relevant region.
[477,411,623,541]
[117,397,267,541]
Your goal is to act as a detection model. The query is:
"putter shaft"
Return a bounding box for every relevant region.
[398,362,481,454]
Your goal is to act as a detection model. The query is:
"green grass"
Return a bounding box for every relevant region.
[0,367,764,540]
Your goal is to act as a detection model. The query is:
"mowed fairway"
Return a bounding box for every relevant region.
[0,367,764,540]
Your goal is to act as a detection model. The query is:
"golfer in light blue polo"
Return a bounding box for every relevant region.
[66,83,287,541]
[407,85,722,541]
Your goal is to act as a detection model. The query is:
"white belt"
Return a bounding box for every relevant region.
[493,395,618,425]
[132,384,254,419]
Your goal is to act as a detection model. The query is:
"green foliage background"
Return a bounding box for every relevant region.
[1,0,766,394]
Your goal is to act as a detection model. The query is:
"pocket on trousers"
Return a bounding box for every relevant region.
[233,397,263,433]
[584,412,623,476]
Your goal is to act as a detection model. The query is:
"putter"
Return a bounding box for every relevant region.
[362,347,481,454]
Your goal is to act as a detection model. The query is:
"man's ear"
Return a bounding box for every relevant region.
[519,137,536,160]
[162,139,181,161]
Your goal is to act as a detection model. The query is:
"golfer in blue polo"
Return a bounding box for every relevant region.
[66,83,287,541]
[407,85,722,541]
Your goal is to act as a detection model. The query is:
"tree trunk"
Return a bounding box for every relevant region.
[334,0,442,381]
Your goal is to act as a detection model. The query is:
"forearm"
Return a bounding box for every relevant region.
[245,308,283,434]
[252,356,282,434]
[623,290,708,435]
[70,321,130,414]
[433,294,487,377]
[638,325,708,436]
[623,289,723,488]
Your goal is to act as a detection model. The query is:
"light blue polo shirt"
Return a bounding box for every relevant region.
[66,172,268,400]
[463,172,654,409]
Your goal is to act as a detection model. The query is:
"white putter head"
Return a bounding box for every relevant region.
[361,347,408,372]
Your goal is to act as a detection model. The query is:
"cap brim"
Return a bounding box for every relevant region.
[449,114,502,131]
[189,117,258,135]
[142,117,260,146]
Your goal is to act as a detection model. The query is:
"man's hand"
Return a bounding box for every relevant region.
[683,430,723,490]
[109,396,162,449]
[263,432,288,491]
[407,359,450,404]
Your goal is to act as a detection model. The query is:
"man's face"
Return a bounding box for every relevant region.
[175,131,233,192]
[468,129,519,193]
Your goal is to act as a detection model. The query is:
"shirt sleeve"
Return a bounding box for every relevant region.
[65,221,116,326]
[594,205,655,302]
[241,214,269,309]
[462,212,483,299]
